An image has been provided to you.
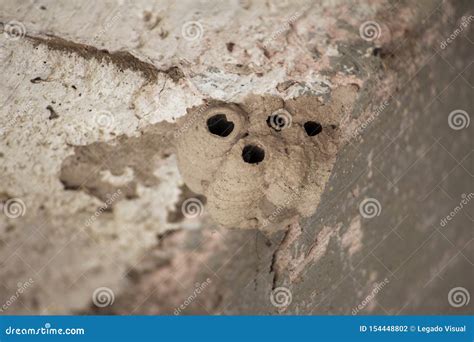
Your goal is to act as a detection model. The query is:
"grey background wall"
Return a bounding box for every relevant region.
[0,0,472,315]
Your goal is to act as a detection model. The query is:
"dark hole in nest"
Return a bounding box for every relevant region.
[242,145,265,164]
[304,121,322,136]
[207,114,234,137]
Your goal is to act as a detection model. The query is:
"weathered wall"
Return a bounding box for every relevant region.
[0,0,472,315]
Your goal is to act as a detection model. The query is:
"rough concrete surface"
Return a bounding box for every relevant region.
[0,0,472,315]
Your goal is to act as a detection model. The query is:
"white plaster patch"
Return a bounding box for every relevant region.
[341,216,363,257]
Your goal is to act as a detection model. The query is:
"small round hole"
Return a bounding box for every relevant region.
[242,145,265,164]
[207,114,234,137]
[304,121,322,136]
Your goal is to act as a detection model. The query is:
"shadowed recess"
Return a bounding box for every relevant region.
[304,121,322,136]
[242,145,265,164]
[207,114,235,137]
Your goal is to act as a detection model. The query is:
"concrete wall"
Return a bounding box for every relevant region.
[0,0,472,315]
